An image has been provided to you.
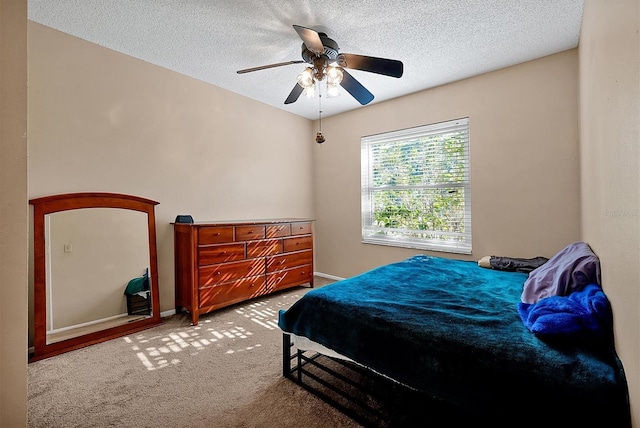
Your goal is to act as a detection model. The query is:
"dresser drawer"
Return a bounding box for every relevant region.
[235,225,266,241]
[291,222,312,235]
[199,259,266,287]
[267,250,313,273]
[266,223,291,238]
[199,226,234,245]
[199,276,266,309]
[247,238,282,259]
[199,243,245,266]
[267,265,313,291]
[283,235,313,252]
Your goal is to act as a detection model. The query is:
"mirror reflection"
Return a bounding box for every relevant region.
[30,192,162,362]
[45,208,152,344]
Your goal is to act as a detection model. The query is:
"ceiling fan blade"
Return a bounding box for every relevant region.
[340,70,374,105]
[293,25,324,54]
[284,84,304,104]
[237,60,305,74]
[338,53,403,78]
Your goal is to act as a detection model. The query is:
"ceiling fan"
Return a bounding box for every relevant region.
[237,25,404,106]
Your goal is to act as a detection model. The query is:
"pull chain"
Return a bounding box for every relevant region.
[319,92,322,132]
[315,84,325,144]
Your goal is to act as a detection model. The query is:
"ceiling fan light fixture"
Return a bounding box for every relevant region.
[303,84,315,98]
[326,66,343,86]
[326,83,340,98]
[297,67,315,89]
[326,65,343,98]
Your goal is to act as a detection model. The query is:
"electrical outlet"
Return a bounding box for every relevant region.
[63,244,72,253]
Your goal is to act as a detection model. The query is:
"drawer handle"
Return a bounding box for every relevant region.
[216,272,222,275]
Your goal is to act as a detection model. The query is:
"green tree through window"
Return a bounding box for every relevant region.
[361,118,471,254]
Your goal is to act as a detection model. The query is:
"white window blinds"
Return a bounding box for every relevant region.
[361,117,471,254]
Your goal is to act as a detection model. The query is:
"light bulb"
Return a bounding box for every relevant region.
[304,85,315,98]
[327,83,340,98]
[297,67,315,88]
[326,66,343,86]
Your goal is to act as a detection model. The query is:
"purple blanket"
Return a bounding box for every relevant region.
[521,241,601,304]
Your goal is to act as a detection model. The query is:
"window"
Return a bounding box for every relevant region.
[361,118,471,254]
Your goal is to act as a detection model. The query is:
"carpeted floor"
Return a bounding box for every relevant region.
[28,277,362,428]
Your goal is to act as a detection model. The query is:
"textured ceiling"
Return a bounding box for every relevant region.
[28,0,584,120]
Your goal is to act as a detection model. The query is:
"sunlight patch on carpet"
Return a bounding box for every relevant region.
[234,299,290,330]
[124,318,267,370]
[122,291,309,370]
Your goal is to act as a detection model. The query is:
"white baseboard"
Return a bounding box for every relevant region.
[47,313,129,335]
[161,309,176,318]
[314,271,345,282]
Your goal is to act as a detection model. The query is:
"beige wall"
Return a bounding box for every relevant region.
[580,0,640,424]
[27,22,315,325]
[0,0,28,426]
[313,50,580,278]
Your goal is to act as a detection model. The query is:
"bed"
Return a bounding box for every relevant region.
[278,247,630,426]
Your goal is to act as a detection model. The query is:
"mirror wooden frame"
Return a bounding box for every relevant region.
[29,192,163,362]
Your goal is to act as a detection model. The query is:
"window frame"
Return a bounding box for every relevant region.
[361,117,472,254]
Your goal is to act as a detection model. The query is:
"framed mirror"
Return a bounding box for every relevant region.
[29,192,162,361]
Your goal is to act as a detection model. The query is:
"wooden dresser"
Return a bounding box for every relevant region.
[173,219,314,325]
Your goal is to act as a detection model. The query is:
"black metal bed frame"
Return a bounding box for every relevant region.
[282,333,461,427]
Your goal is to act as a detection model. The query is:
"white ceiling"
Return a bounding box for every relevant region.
[27,0,584,120]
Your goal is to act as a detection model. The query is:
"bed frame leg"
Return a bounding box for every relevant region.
[282,333,291,378]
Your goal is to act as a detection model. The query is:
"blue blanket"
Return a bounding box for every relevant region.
[279,255,630,425]
[518,283,614,343]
